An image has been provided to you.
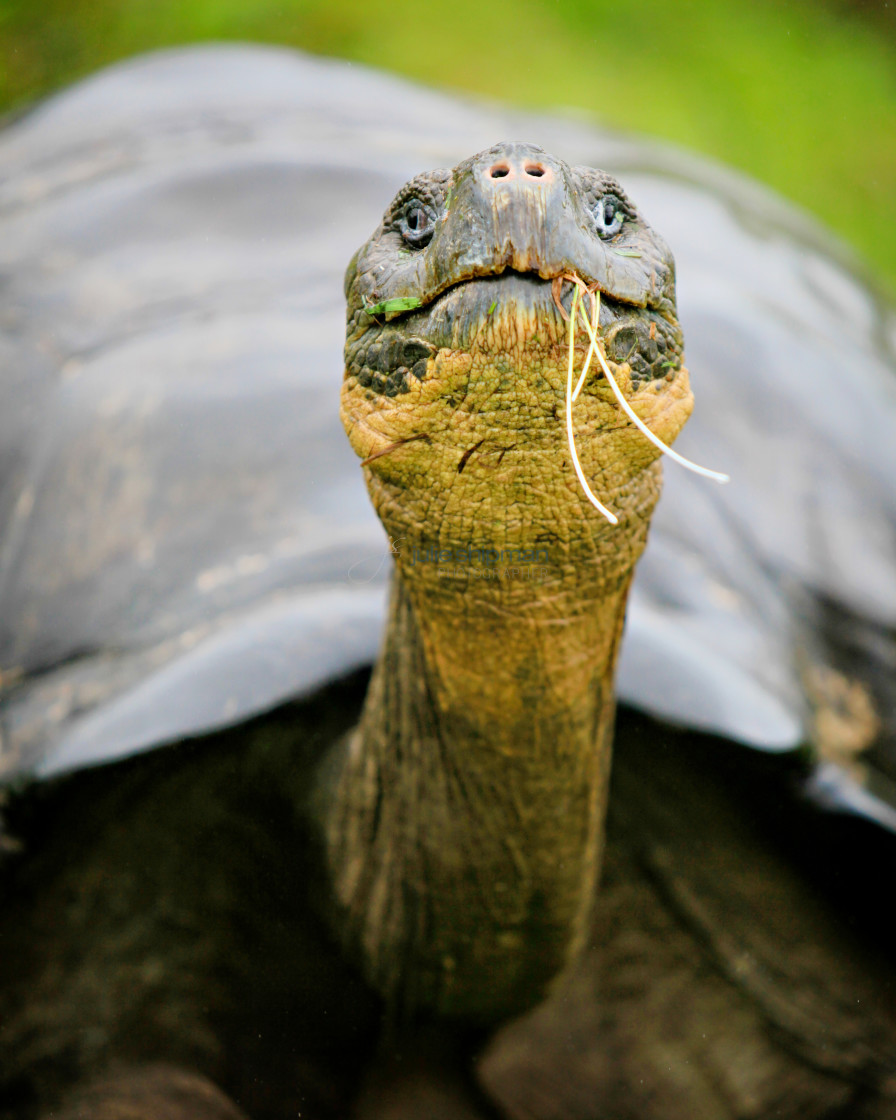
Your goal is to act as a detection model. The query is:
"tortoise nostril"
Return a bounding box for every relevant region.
[487,158,551,182]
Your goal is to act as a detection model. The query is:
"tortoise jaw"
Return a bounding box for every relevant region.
[368,265,610,326]
[358,229,668,328]
[345,271,685,400]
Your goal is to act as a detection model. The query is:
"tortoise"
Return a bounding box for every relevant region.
[2,43,896,1120]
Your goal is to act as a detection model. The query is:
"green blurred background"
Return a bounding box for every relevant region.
[2,0,895,293]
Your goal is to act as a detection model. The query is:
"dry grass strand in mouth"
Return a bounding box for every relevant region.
[573,284,600,403]
[565,283,619,525]
[562,273,729,525]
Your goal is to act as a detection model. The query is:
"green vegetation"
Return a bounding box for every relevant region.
[2,0,895,291]
[364,297,423,317]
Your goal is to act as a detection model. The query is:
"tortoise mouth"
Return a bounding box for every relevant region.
[420,269,574,326]
[347,271,684,399]
[371,265,631,324]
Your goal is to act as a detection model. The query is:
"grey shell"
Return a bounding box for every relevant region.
[1,46,895,827]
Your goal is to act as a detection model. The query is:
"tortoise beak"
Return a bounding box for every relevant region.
[441,144,564,279]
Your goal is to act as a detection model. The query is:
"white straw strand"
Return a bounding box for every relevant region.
[572,287,600,402]
[573,285,730,484]
[565,285,619,525]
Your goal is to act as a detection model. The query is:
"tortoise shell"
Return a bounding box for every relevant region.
[0,44,894,828]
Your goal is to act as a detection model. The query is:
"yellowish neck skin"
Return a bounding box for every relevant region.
[323,466,660,1021]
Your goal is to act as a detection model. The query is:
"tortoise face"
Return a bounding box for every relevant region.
[340,142,693,558]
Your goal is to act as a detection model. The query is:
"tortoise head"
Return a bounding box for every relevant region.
[342,141,693,576]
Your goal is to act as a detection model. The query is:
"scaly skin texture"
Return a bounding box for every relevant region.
[325,143,693,1020]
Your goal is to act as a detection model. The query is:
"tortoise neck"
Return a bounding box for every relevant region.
[320,509,650,1021]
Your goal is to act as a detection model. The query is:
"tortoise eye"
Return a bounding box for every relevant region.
[399,201,435,248]
[592,194,625,239]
